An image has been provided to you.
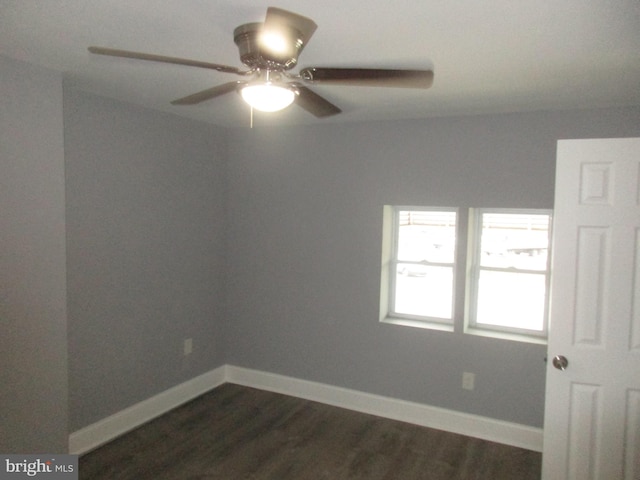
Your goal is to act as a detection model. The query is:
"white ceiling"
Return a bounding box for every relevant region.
[2,1,639,128]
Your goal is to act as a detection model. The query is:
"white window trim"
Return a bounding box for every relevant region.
[380,205,457,331]
[463,208,552,344]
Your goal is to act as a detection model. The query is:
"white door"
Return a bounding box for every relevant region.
[542,138,640,479]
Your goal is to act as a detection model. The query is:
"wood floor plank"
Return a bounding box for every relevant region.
[79,384,541,479]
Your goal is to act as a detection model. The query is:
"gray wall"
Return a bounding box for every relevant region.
[64,89,228,431]
[225,108,640,428]
[0,57,68,452]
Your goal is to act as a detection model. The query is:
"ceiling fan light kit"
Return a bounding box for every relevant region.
[88,6,433,119]
[237,68,295,112]
[241,82,295,112]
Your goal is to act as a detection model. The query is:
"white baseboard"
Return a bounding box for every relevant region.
[69,366,226,454]
[69,364,543,455]
[225,365,543,452]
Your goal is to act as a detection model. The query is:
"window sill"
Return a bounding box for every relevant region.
[381,316,454,333]
[464,326,547,345]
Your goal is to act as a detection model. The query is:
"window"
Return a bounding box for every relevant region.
[466,209,552,338]
[381,207,457,331]
[380,206,552,343]
[393,208,457,322]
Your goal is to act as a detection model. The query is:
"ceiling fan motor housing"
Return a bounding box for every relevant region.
[233,22,304,70]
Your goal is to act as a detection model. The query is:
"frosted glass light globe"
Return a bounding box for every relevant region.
[241,83,295,112]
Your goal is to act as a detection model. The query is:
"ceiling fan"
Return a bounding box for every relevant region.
[88,7,434,118]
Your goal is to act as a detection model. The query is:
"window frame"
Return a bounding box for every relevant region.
[464,208,553,341]
[382,205,458,330]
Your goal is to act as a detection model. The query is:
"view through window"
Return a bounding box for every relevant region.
[470,211,551,334]
[392,209,457,321]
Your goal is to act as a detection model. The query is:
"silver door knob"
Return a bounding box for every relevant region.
[552,355,569,371]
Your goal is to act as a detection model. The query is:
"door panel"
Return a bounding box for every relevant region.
[632,231,640,351]
[625,389,640,480]
[543,138,640,479]
[573,226,608,346]
[567,383,600,480]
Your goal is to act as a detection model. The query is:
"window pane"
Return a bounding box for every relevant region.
[394,265,453,319]
[476,270,546,331]
[397,210,456,263]
[480,213,549,270]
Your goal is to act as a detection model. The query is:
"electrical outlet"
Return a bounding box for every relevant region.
[184,338,193,356]
[462,372,475,391]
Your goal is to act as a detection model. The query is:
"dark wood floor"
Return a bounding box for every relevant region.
[79,383,541,479]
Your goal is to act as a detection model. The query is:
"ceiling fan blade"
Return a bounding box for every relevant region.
[264,7,318,46]
[171,81,245,105]
[300,68,434,89]
[293,85,341,118]
[88,47,249,75]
